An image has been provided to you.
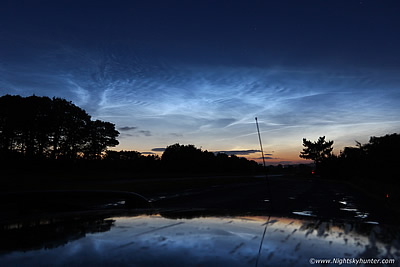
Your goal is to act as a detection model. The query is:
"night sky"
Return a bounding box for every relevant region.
[1,0,400,164]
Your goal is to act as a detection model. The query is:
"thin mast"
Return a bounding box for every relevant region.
[255,117,267,171]
[254,117,271,267]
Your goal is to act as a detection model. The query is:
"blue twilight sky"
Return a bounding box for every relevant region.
[1,0,400,164]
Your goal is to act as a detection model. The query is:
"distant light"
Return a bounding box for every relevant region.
[311,170,314,174]
[387,194,389,198]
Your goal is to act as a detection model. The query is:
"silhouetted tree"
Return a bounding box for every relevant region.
[300,133,400,189]
[161,143,260,173]
[83,120,119,159]
[299,136,334,164]
[0,95,23,156]
[299,136,336,175]
[104,150,142,161]
[340,133,400,181]
[102,150,160,173]
[0,95,119,161]
[20,95,53,158]
[51,97,92,160]
[161,144,206,172]
[0,95,54,158]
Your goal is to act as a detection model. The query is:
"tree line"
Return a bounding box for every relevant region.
[0,95,119,160]
[300,134,400,201]
[102,144,261,174]
[0,95,260,175]
[300,134,400,179]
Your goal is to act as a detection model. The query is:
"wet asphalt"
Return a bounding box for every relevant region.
[152,175,399,224]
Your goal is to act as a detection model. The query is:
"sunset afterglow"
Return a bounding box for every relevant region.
[1,1,399,164]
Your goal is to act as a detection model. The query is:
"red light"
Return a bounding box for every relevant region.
[311,170,314,174]
[387,194,389,198]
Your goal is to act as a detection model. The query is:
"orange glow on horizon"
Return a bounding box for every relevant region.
[115,144,312,166]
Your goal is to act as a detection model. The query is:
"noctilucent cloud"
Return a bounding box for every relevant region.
[1,0,400,164]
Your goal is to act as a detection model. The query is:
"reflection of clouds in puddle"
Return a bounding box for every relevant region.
[341,208,358,212]
[292,211,316,217]
[335,194,373,221]
[104,200,126,208]
[355,211,369,219]
[1,215,398,266]
[288,192,373,222]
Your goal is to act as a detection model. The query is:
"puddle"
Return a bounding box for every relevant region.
[340,208,358,212]
[292,211,316,217]
[364,221,379,225]
[0,213,398,266]
[355,211,369,219]
[334,195,374,221]
[104,200,126,207]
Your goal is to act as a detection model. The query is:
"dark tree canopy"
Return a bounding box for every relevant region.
[0,95,119,160]
[161,143,211,172]
[83,120,120,160]
[299,136,334,164]
[161,143,259,173]
[339,133,400,180]
[299,133,400,189]
[104,150,142,161]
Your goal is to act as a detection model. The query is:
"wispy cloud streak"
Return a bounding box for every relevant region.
[1,43,399,158]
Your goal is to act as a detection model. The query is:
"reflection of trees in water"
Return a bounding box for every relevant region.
[162,208,400,255]
[1,205,153,253]
[1,209,399,262]
[0,216,115,253]
[298,219,400,253]
[0,191,154,252]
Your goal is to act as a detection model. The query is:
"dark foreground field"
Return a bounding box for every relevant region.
[1,173,398,224]
[152,175,398,224]
[2,174,400,266]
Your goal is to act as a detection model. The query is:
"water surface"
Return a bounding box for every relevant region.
[1,212,398,266]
